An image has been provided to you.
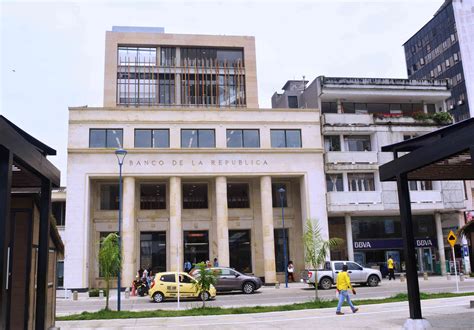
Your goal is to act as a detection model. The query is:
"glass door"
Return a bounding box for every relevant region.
[422,248,433,273]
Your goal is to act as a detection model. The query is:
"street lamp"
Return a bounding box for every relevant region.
[115,148,127,311]
[278,187,288,288]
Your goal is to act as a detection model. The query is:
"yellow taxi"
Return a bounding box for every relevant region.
[149,272,217,303]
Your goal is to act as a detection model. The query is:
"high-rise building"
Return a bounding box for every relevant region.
[404,0,474,122]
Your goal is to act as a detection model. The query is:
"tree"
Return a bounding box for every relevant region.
[192,262,217,308]
[99,233,121,310]
[302,219,343,301]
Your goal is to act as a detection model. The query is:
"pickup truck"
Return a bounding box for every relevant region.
[301,261,382,290]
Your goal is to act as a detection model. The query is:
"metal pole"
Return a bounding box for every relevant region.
[177,249,180,310]
[279,189,288,288]
[117,162,123,311]
[452,246,459,293]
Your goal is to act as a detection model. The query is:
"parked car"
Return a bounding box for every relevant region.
[190,267,263,294]
[301,261,382,290]
[148,272,216,303]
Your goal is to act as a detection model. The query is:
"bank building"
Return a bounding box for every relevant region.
[64,26,327,289]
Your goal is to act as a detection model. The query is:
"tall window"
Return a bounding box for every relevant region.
[288,96,298,108]
[183,183,208,209]
[227,183,250,208]
[348,173,375,192]
[184,231,209,265]
[409,181,433,191]
[100,184,119,210]
[274,229,290,272]
[140,184,166,209]
[272,183,288,207]
[56,261,64,287]
[181,129,215,148]
[140,232,166,273]
[226,129,260,148]
[52,201,66,226]
[271,129,302,148]
[326,174,344,192]
[89,129,123,148]
[229,230,252,273]
[324,136,341,151]
[135,129,169,148]
[344,135,371,151]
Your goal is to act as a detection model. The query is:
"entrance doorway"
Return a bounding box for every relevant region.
[140,232,166,273]
[184,231,209,266]
[229,230,252,273]
[417,247,433,273]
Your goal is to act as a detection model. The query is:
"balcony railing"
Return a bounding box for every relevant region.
[325,151,378,165]
[327,191,382,205]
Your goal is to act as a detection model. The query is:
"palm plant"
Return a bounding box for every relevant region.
[303,219,343,301]
[192,262,217,308]
[98,233,121,310]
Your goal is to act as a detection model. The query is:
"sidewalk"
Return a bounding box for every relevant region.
[56,295,474,329]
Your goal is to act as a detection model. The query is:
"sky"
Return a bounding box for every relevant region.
[0,0,444,184]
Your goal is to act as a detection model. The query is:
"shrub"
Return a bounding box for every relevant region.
[411,111,430,121]
[432,111,453,124]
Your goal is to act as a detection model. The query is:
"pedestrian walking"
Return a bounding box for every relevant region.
[287,261,295,282]
[213,257,219,267]
[387,255,395,280]
[336,264,359,315]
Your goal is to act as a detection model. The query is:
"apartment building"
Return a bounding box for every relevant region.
[273,76,468,275]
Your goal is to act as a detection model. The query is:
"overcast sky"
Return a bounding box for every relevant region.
[1,0,444,184]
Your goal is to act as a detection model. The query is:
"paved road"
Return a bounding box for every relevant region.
[56,276,474,315]
[57,295,474,329]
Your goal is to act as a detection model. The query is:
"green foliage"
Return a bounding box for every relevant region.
[192,262,218,308]
[431,111,453,124]
[99,233,121,310]
[57,291,474,321]
[88,289,107,297]
[302,219,343,301]
[411,111,431,121]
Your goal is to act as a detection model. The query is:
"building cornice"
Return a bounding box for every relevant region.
[68,148,324,154]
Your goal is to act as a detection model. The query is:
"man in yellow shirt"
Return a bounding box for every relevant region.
[336,264,359,315]
[387,255,395,280]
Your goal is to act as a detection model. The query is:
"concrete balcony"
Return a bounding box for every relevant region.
[327,191,383,213]
[382,190,444,211]
[323,113,373,126]
[325,151,378,165]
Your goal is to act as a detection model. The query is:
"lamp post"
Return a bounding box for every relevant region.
[278,187,288,288]
[115,148,127,311]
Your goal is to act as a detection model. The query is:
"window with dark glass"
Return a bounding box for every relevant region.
[229,230,252,273]
[160,274,176,282]
[227,183,250,208]
[352,217,401,240]
[321,102,338,113]
[348,173,375,192]
[226,129,259,148]
[271,129,302,148]
[184,231,209,265]
[409,181,433,191]
[181,129,215,148]
[100,184,119,210]
[288,96,298,108]
[134,129,169,148]
[140,184,166,209]
[56,261,64,287]
[324,135,341,151]
[140,231,166,273]
[344,135,371,151]
[52,201,66,226]
[89,129,123,148]
[326,174,344,192]
[274,228,290,272]
[272,183,288,207]
[183,183,208,209]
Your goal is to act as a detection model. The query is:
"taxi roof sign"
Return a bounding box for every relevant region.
[447,230,457,247]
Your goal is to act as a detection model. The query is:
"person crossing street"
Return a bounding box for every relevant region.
[336,264,359,315]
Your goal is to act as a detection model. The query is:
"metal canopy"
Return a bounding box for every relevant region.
[380,117,474,181]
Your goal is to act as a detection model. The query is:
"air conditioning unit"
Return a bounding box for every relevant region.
[449,104,455,110]
[458,100,464,105]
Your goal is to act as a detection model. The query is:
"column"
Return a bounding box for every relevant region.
[216,177,230,267]
[169,177,182,271]
[122,177,136,287]
[435,213,446,275]
[260,176,276,283]
[336,99,342,113]
[345,214,354,261]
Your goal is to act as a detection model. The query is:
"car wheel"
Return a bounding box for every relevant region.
[152,292,164,303]
[319,277,332,290]
[242,282,255,294]
[200,291,210,301]
[367,275,379,287]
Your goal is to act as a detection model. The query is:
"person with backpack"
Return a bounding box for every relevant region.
[336,264,359,315]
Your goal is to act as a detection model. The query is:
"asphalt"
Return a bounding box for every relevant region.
[56,276,474,315]
[56,295,474,329]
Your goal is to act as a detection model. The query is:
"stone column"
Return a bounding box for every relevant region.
[122,177,136,287]
[216,177,230,267]
[169,177,182,271]
[435,212,446,275]
[260,176,276,283]
[345,214,354,261]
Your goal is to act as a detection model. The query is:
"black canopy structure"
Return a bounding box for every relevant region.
[0,115,61,329]
[379,117,474,320]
